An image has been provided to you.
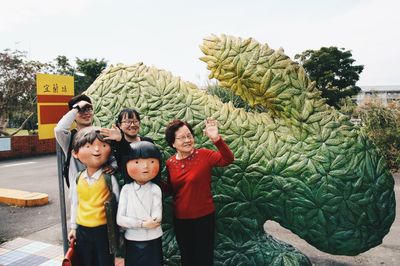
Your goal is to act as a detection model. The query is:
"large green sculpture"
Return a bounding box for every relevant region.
[85,35,396,265]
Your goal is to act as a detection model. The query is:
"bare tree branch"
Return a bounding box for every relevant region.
[0,129,10,136]
[9,112,34,136]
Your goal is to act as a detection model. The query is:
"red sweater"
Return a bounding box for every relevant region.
[166,138,234,219]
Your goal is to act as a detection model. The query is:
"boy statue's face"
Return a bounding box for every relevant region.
[126,158,160,185]
[72,138,111,169]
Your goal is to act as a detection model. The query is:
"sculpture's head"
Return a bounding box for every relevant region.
[121,141,162,186]
[72,126,111,170]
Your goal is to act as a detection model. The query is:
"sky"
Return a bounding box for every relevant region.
[0,0,399,87]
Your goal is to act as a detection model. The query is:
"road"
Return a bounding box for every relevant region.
[0,154,69,244]
[0,155,399,265]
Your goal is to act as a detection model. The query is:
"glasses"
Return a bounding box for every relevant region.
[175,134,194,141]
[78,106,93,114]
[121,119,140,125]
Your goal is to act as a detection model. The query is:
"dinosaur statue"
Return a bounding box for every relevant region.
[84,34,396,265]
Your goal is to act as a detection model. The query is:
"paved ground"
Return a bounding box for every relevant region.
[0,237,124,266]
[0,155,399,265]
[0,237,64,265]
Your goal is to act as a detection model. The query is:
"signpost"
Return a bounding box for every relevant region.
[36,73,74,253]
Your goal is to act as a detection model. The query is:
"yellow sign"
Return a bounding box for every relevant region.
[36,73,74,96]
[36,74,74,139]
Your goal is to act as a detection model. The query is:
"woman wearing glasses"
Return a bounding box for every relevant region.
[164,118,234,266]
[101,108,153,183]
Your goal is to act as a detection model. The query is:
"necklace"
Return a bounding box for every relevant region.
[173,149,199,170]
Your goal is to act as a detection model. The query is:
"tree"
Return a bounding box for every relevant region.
[355,100,400,171]
[0,49,49,136]
[0,51,107,136]
[52,55,75,76]
[295,47,364,108]
[50,56,107,95]
[74,58,107,95]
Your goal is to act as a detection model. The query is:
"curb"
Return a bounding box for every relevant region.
[0,188,49,207]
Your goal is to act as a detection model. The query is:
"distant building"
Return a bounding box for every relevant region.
[355,85,400,105]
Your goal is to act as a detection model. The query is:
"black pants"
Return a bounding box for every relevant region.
[174,212,215,266]
[125,237,163,266]
[76,224,114,266]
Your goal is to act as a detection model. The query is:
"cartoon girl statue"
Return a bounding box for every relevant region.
[116,141,163,266]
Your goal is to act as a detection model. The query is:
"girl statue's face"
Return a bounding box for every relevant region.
[126,158,160,185]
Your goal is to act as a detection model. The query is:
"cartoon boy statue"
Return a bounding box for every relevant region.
[68,126,120,266]
[117,141,163,266]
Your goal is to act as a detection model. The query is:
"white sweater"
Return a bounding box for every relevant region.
[117,182,163,241]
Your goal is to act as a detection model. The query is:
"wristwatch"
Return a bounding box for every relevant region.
[72,103,81,112]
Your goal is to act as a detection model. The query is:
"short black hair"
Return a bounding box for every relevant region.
[121,141,162,185]
[68,94,92,110]
[116,108,141,125]
[165,119,194,148]
[72,126,109,152]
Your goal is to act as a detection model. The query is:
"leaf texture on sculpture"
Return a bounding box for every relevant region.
[85,35,395,266]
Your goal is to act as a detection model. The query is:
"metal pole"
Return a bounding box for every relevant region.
[56,142,68,254]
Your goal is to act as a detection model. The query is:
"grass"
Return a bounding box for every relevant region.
[4,128,36,136]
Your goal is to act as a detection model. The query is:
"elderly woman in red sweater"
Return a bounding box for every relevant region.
[165,117,234,266]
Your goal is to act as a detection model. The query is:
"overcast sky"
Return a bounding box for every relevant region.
[1,0,399,86]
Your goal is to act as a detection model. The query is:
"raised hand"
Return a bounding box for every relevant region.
[77,100,92,109]
[100,124,122,141]
[204,117,220,142]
